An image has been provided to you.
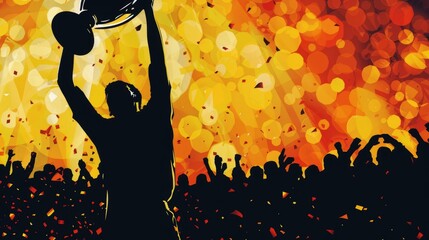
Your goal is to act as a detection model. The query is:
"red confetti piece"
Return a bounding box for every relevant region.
[269,227,277,237]
[231,210,243,218]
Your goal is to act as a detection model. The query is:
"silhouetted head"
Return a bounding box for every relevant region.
[63,168,73,183]
[196,173,208,185]
[376,146,392,167]
[288,163,303,179]
[263,161,278,178]
[232,167,246,182]
[249,165,263,181]
[323,153,338,171]
[177,173,189,187]
[304,164,320,180]
[105,80,142,117]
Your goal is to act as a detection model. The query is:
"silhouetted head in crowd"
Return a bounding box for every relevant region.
[376,146,392,168]
[105,80,142,118]
[177,173,189,188]
[43,163,56,180]
[63,168,73,183]
[249,166,264,182]
[232,167,246,182]
[288,163,303,180]
[196,173,208,185]
[323,153,338,171]
[304,165,320,180]
[263,161,278,178]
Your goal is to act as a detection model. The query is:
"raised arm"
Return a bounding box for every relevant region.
[203,157,216,182]
[143,2,170,107]
[6,149,15,176]
[25,151,36,178]
[58,48,76,100]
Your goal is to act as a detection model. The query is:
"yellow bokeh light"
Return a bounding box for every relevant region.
[387,115,401,129]
[330,77,345,93]
[316,84,337,105]
[274,26,301,53]
[29,38,52,59]
[398,29,414,45]
[199,38,214,53]
[362,65,380,84]
[399,100,419,119]
[190,129,214,153]
[9,24,25,41]
[301,72,320,93]
[404,52,427,70]
[305,127,322,144]
[178,20,203,44]
[285,52,304,70]
[347,115,373,140]
[216,30,237,52]
[0,18,9,37]
[178,115,203,139]
[45,88,68,114]
[262,119,282,140]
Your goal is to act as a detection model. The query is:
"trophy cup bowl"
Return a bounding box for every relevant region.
[52,0,146,55]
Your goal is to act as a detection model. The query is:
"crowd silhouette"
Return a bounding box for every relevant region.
[1,124,428,239]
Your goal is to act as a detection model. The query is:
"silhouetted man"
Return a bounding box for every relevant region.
[57,2,180,239]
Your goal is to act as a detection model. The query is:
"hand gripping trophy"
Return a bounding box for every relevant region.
[52,1,181,239]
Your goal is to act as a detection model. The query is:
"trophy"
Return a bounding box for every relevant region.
[51,0,147,55]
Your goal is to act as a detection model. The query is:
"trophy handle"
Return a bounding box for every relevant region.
[51,11,96,55]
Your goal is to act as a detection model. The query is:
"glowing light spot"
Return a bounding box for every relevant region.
[216,30,237,52]
[47,114,59,125]
[199,38,214,53]
[178,115,202,139]
[387,115,401,129]
[301,72,320,93]
[283,93,296,105]
[178,20,203,44]
[274,26,301,52]
[330,77,345,93]
[1,44,10,57]
[395,92,404,101]
[45,88,68,114]
[262,119,282,140]
[30,38,51,59]
[268,16,286,33]
[399,100,419,119]
[272,50,290,71]
[12,47,26,61]
[1,110,17,128]
[404,52,426,70]
[190,129,214,153]
[8,60,24,77]
[200,107,218,126]
[316,84,337,105]
[9,24,25,41]
[318,119,330,130]
[0,18,9,37]
[398,29,414,45]
[241,44,265,68]
[362,65,380,84]
[347,115,373,140]
[255,73,275,92]
[27,69,45,87]
[305,127,322,144]
[285,52,304,70]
